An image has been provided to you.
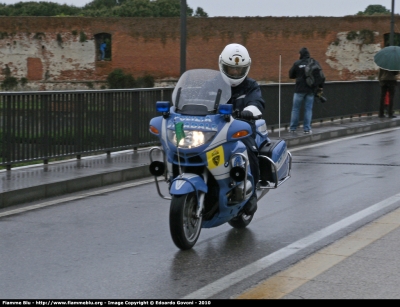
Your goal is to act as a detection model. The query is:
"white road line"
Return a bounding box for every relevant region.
[290,127,400,152]
[0,178,155,218]
[182,192,400,299]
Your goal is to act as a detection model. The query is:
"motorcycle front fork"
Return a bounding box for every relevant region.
[195,170,207,218]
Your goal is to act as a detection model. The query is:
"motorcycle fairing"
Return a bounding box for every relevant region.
[149,116,162,136]
[202,180,247,228]
[169,174,208,195]
[206,141,248,180]
[202,117,252,149]
[255,118,270,145]
[259,139,291,185]
[161,111,250,162]
[205,145,225,170]
[164,112,226,156]
[268,141,290,180]
[149,115,171,153]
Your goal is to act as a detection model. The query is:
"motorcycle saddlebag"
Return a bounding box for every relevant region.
[258,139,289,184]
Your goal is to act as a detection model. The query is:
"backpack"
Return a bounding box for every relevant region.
[304,58,324,88]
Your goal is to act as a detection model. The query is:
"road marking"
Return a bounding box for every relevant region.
[0,178,155,218]
[290,127,400,152]
[235,207,400,299]
[182,192,400,299]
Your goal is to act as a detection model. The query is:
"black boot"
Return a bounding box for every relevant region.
[244,194,258,215]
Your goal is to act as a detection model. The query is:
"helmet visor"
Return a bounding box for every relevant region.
[221,63,250,80]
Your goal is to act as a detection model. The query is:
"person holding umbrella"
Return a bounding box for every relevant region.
[374,46,400,118]
[378,68,398,118]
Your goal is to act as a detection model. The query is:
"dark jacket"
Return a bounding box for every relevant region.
[229,77,265,113]
[228,77,265,151]
[378,68,398,85]
[289,47,325,94]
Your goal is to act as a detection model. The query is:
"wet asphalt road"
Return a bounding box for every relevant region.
[1,128,400,299]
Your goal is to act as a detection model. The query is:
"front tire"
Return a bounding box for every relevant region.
[169,193,203,250]
[228,212,253,228]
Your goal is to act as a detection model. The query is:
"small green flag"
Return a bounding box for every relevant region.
[175,122,185,145]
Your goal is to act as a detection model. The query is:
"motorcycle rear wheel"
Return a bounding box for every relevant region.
[169,192,203,250]
[228,212,253,228]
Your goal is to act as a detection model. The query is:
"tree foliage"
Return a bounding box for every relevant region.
[0,0,206,17]
[106,68,155,88]
[0,1,81,16]
[194,7,208,17]
[357,5,390,16]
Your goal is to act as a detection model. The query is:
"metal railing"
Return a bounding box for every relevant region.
[0,88,173,169]
[0,80,392,169]
[261,80,384,131]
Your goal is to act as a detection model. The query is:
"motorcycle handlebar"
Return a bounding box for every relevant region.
[234,109,263,120]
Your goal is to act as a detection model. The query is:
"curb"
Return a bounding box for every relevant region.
[0,165,151,209]
[283,118,400,148]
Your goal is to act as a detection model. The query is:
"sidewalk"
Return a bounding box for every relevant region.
[1,114,400,210]
[236,205,400,299]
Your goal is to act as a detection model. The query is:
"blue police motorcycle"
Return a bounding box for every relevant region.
[149,69,292,250]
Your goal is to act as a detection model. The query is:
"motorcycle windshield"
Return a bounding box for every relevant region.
[172,69,231,115]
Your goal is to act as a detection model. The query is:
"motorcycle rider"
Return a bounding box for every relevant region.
[219,43,265,215]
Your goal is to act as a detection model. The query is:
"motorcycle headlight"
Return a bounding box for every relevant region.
[167,130,216,148]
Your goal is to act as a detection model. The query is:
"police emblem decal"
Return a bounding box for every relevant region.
[212,149,220,166]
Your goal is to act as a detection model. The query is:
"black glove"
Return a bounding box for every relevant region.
[239,110,253,120]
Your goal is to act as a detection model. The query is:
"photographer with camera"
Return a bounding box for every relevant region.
[288,47,325,134]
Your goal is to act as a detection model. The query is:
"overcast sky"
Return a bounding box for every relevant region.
[1,0,400,16]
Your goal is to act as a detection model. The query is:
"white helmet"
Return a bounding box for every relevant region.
[219,43,251,87]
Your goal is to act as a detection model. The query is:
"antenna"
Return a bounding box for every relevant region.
[279,54,281,138]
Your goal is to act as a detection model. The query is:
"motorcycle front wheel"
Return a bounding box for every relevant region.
[228,212,253,228]
[169,192,203,250]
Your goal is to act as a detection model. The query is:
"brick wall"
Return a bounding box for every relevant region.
[0,16,396,90]
[27,57,43,80]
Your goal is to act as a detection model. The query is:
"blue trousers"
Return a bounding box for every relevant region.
[289,92,315,132]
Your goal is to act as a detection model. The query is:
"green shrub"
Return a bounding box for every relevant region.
[1,77,18,90]
[346,31,358,40]
[136,75,155,88]
[86,82,94,89]
[20,77,28,86]
[359,29,375,44]
[107,69,127,89]
[106,69,135,89]
[107,69,155,89]
[79,31,87,42]
[346,30,375,44]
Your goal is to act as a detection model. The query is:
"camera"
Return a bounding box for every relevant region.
[317,94,327,103]
[315,89,327,103]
